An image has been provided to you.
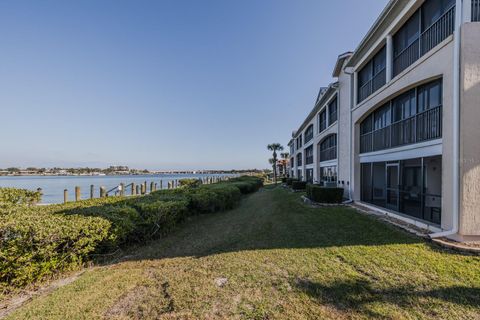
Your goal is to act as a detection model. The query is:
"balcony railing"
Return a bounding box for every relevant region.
[360,105,442,153]
[358,68,386,103]
[320,146,337,162]
[319,120,327,133]
[305,132,313,143]
[473,0,480,21]
[394,6,455,76]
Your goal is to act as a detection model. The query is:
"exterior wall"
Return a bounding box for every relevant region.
[351,38,455,231]
[337,67,353,197]
[459,22,480,237]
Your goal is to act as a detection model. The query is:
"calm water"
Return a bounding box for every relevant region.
[0,174,236,204]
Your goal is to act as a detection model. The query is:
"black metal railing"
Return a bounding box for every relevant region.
[360,105,442,153]
[305,132,313,143]
[329,110,337,124]
[473,0,480,21]
[358,68,386,103]
[319,120,327,132]
[421,6,455,55]
[320,146,337,162]
[394,6,455,76]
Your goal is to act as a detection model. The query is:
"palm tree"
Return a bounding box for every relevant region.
[267,143,284,184]
[280,152,290,177]
[268,158,276,182]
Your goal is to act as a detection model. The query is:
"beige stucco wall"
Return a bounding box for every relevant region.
[351,37,455,230]
[459,22,480,236]
[337,68,352,196]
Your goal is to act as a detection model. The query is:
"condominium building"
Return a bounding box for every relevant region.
[288,0,480,242]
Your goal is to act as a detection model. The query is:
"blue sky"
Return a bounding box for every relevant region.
[0,0,388,170]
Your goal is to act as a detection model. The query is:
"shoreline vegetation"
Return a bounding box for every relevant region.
[0,166,264,177]
[0,176,264,298]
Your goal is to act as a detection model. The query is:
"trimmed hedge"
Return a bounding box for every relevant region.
[306,184,344,204]
[286,178,298,186]
[0,176,263,290]
[291,181,307,191]
[0,187,42,208]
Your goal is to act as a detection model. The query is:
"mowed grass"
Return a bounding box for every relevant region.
[6,186,480,319]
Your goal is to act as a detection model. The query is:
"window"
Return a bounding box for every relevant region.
[306,168,314,183]
[392,89,416,122]
[359,79,443,153]
[319,109,327,132]
[296,136,302,149]
[418,79,442,113]
[297,153,302,167]
[319,134,337,162]
[305,145,313,165]
[304,125,314,143]
[290,157,294,168]
[358,46,386,103]
[393,0,455,76]
[290,144,295,155]
[328,97,338,124]
[320,166,337,186]
[422,0,455,31]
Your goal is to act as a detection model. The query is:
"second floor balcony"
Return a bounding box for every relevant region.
[360,105,442,153]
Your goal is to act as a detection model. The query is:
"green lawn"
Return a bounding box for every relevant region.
[6,186,480,319]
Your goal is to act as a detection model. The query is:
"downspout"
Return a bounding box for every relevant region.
[430,0,462,239]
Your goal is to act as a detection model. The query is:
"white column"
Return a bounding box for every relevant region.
[464,0,472,23]
[386,35,393,82]
[353,72,358,107]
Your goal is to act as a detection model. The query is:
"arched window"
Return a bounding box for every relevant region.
[319,134,337,162]
[304,124,314,143]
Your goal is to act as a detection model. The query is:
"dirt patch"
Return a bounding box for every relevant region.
[0,271,85,319]
[103,271,175,319]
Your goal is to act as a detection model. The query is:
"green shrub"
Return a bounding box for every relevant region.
[281,177,287,183]
[0,187,42,207]
[286,178,297,186]
[178,178,201,188]
[0,206,110,287]
[306,184,344,203]
[0,175,260,291]
[291,181,307,190]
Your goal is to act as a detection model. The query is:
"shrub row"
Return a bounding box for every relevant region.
[0,176,263,289]
[291,181,307,191]
[0,187,42,208]
[306,184,344,204]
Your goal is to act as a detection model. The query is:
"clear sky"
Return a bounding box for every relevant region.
[0,0,388,170]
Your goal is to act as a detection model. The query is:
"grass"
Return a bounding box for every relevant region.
[5,186,480,319]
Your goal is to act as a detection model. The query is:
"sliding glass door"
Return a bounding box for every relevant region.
[386,163,400,211]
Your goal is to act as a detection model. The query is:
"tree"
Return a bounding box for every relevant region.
[267,143,284,184]
[280,152,290,177]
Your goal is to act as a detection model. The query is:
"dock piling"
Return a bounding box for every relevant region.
[75,186,81,201]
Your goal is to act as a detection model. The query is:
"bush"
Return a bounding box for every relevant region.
[286,178,297,186]
[291,181,307,190]
[0,175,262,290]
[281,177,287,183]
[178,178,201,188]
[306,184,344,204]
[0,187,42,208]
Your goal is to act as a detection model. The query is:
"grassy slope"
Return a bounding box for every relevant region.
[6,187,480,320]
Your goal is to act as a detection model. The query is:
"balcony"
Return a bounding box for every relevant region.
[358,68,386,103]
[393,6,455,77]
[360,105,442,153]
[473,0,480,21]
[320,146,337,162]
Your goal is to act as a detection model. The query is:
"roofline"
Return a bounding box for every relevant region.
[346,0,399,68]
[292,82,339,139]
[332,51,353,77]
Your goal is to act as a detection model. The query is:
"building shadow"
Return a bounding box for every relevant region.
[294,277,480,318]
